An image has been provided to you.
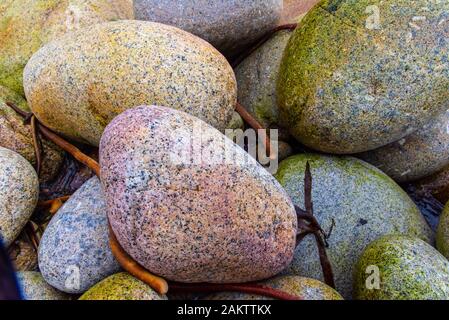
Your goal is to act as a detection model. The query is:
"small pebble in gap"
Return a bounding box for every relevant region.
[17,271,70,300]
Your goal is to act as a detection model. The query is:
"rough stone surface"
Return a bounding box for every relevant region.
[354,235,449,300]
[133,0,283,57]
[358,109,449,183]
[278,0,449,154]
[275,154,433,299]
[79,272,167,300]
[205,275,343,300]
[100,105,297,283]
[24,20,237,146]
[226,111,244,131]
[437,202,449,259]
[17,271,69,300]
[0,85,64,182]
[0,0,134,95]
[280,0,320,25]
[0,147,38,246]
[39,177,120,294]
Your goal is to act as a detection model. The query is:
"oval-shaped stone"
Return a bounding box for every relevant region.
[39,177,120,294]
[0,85,64,181]
[437,202,449,259]
[24,20,237,146]
[205,275,343,300]
[17,271,69,300]
[100,105,297,283]
[358,109,449,183]
[79,272,166,300]
[277,0,449,154]
[0,147,38,246]
[134,0,282,57]
[354,235,449,300]
[275,154,433,298]
[0,0,134,95]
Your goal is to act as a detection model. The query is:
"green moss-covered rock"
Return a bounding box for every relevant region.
[17,271,69,300]
[437,202,449,259]
[277,0,449,154]
[0,0,133,95]
[275,154,433,299]
[354,235,449,300]
[79,273,167,300]
[205,275,343,300]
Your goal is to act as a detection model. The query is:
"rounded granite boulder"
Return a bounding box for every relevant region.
[277,0,449,154]
[354,235,449,300]
[17,271,69,300]
[0,147,39,246]
[100,105,297,283]
[24,20,237,146]
[437,202,449,259]
[133,0,283,57]
[39,177,120,294]
[275,154,433,299]
[358,109,449,183]
[0,0,134,95]
[205,275,343,300]
[79,272,167,300]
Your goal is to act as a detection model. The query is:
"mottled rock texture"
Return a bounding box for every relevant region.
[354,235,449,300]
[0,0,133,95]
[0,147,39,246]
[100,106,297,283]
[17,271,69,300]
[437,202,449,259]
[133,0,283,57]
[275,154,433,299]
[24,20,237,146]
[278,0,449,154]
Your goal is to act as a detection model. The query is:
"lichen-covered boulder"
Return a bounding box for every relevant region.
[277,0,449,154]
[100,105,297,283]
[24,20,237,146]
[79,273,167,300]
[17,271,69,300]
[0,147,39,246]
[0,85,64,181]
[134,0,283,57]
[0,0,134,95]
[354,235,449,300]
[437,202,449,259]
[205,275,343,300]
[39,177,120,294]
[275,154,433,298]
[358,109,449,183]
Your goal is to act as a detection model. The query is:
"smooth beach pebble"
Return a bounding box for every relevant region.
[100,105,297,283]
[39,177,120,294]
[24,20,236,146]
[79,272,167,300]
[437,202,449,259]
[205,275,343,300]
[17,271,69,300]
[0,147,38,247]
[0,85,64,182]
[275,154,433,299]
[358,110,449,183]
[133,0,283,57]
[0,0,134,95]
[354,235,449,300]
[277,0,449,154]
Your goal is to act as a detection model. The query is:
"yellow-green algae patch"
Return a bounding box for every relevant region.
[437,202,449,259]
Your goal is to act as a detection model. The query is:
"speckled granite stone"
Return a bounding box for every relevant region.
[280,0,320,24]
[79,272,167,300]
[358,109,449,183]
[0,0,133,95]
[278,0,449,154]
[437,202,449,259]
[275,154,433,299]
[0,147,38,246]
[134,0,283,57]
[24,20,237,146]
[205,275,343,300]
[354,235,449,300]
[39,177,120,294]
[100,105,297,283]
[17,271,69,300]
[0,85,64,182]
